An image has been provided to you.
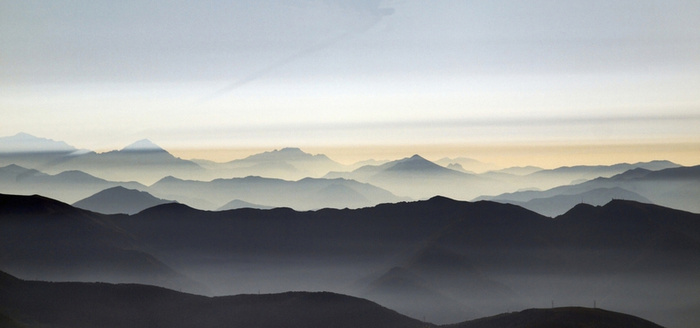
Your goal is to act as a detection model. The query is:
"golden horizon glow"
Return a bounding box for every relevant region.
[167,140,700,170]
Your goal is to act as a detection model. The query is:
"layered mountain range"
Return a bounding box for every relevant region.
[1,133,695,215]
[1,133,698,327]
[0,270,664,328]
[1,193,698,327]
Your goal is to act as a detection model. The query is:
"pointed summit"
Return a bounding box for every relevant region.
[387,154,445,172]
[121,139,166,152]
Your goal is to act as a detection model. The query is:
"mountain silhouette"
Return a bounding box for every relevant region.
[0,271,426,328]
[0,193,203,293]
[73,186,175,214]
[510,160,680,190]
[495,187,653,217]
[0,135,203,184]
[0,133,88,172]
[363,266,472,323]
[217,199,274,210]
[59,139,203,184]
[0,164,148,203]
[0,133,80,154]
[120,139,168,152]
[447,307,663,328]
[2,193,698,326]
[0,270,667,328]
[482,165,700,213]
[325,155,500,200]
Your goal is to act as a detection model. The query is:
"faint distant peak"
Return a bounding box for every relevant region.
[279,147,303,152]
[392,154,432,166]
[0,132,79,153]
[446,163,468,172]
[121,139,166,152]
[235,147,333,163]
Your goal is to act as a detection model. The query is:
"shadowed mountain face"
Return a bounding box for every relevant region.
[73,186,175,215]
[0,194,204,293]
[446,307,663,328]
[0,271,426,328]
[2,194,699,327]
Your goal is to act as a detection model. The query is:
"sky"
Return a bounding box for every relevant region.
[2,0,699,167]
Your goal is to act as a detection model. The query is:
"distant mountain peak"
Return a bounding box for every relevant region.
[386,154,450,172]
[0,133,79,153]
[279,147,303,152]
[121,139,165,152]
[233,147,334,164]
[73,186,173,215]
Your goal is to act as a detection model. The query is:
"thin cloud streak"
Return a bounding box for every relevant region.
[195,1,394,103]
[195,31,354,104]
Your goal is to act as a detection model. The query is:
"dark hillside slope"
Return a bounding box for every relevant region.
[554,200,700,251]
[73,186,174,214]
[446,307,663,328]
[0,271,426,328]
[3,193,699,327]
[120,196,550,257]
[0,193,200,292]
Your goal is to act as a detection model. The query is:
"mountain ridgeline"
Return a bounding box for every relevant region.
[0,270,666,328]
[1,133,699,327]
[1,193,698,327]
[1,133,697,216]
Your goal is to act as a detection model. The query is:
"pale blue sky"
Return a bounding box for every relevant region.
[2,1,699,165]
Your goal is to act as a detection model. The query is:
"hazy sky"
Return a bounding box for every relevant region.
[2,0,699,166]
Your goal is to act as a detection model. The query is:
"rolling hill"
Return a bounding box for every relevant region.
[0,193,203,293]
[0,270,666,328]
[445,307,663,328]
[0,271,426,328]
[2,193,698,326]
[73,186,175,215]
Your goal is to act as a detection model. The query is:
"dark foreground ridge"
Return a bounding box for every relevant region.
[446,307,664,328]
[0,271,665,328]
[0,271,426,328]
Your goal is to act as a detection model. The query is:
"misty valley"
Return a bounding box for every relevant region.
[1,133,699,328]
